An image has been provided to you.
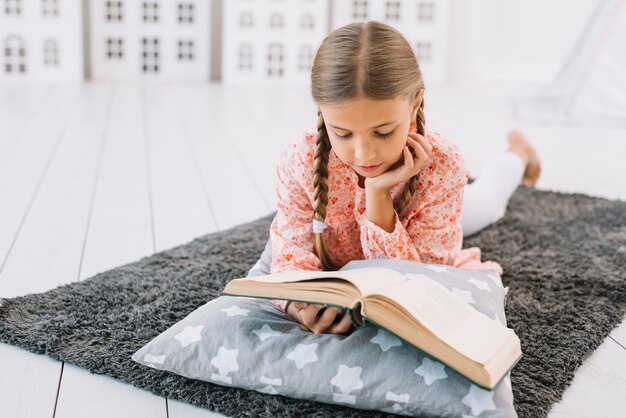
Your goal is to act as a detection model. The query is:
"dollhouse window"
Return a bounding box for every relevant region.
[415,41,432,62]
[385,1,400,20]
[142,2,159,22]
[177,2,194,24]
[141,37,159,73]
[105,1,123,22]
[300,14,314,30]
[43,39,58,65]
[352,0,367,20]
[177,40,194,61]
[4,0,21,15]
[269,13,284,29]
[4,35,27,74]
[42,0,59,16]
[239,11,253,28]
[238,44,253,71]
[266,42,283,77]
[417,1,434,23]
[298,45,313,72]
[106,38,123,59]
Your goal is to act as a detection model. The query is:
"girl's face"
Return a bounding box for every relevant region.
[320,92,423,179]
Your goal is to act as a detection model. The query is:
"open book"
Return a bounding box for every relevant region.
[220,266,522,389]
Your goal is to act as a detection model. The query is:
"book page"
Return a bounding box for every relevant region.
[231,267,406,296]
[372,277,474,337]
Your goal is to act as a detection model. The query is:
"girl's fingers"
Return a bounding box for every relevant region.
[300,304,326,327]
[293,302,309,310]
[329,310,353,334]
[317,307,341,331]
[409,132,432,155]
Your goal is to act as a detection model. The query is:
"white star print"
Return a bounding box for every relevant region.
[383,404,406,414]
[404,273,431,281]
[210,346,239,376]
[385,391,410,403]
[173,325,203,348]
[452,287,476,304]
[424,264,450,273]
[221,305,250,317]
[143,353,165,365]
[286,343,319,369]
[260,376,282,386]
[486,271,503,287]
[462,384,497,415]
[414,357,448,385]
[252,324,283,341]
[258,385,279,395]
[468,277,491,292]
[370,328,402,352]
[331,364,364,394]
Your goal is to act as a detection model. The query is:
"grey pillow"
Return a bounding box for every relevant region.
[132,245,516,417]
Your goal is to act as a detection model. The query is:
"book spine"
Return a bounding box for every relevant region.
[348,301,365,328]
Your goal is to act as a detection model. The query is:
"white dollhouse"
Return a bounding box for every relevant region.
[0,0,84,82]
[221,0,330,85]
[88,0,211,81]
[331,0,450,85]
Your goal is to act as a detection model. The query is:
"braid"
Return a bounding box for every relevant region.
[313,112,340,271]
[394,96,426,215]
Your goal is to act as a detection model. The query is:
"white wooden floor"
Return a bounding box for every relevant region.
[0,82,624,417]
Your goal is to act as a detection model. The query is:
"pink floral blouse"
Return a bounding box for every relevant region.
[269,127,503,313]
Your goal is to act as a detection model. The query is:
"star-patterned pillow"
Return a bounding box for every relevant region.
[132,258,517,417]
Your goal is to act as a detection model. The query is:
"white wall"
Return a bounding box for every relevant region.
[447,0,601,83]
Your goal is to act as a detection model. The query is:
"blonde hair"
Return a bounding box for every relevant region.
[310,21,426,271]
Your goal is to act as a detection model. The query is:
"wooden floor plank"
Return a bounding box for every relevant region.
[52,83,167,417]
[0,84,111,297]
[0,85,57,157]
[143,85,217,252]
[168,399,229,418]
[549,338,626,417]
[0,343,62,418]
[170,85,272,230]
[0,86,81,282]
[54,364,167,418]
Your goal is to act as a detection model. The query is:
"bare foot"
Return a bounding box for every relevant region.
[507,129,541,187]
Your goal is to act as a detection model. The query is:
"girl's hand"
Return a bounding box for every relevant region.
[364,132,432,194]
[287,302,353,335]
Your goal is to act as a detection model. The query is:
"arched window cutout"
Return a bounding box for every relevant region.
[298,45,313,72]
[352,0,367,20]
[300,14,314,29]
[269,13,284,29]
[42,0,59,16]
[418,1,434,23]
[238,44,253,71]
[4,0,22,15]
[105,1,123,22]
[177,40,194,61]
[385,1,400,20]
[106,38,123,59]
[142,2,159,22]
[239,11,254,28]
[177,2,194,24]
[141,37,159,73]
[4,34,27,74]
[267,42,284,77]
[43,39,58,65]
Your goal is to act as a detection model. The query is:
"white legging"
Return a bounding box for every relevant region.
[461,151,525,236]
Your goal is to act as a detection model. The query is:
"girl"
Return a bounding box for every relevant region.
[256,21,540,335]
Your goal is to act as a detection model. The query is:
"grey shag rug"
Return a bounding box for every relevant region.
[0,186,625,418]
